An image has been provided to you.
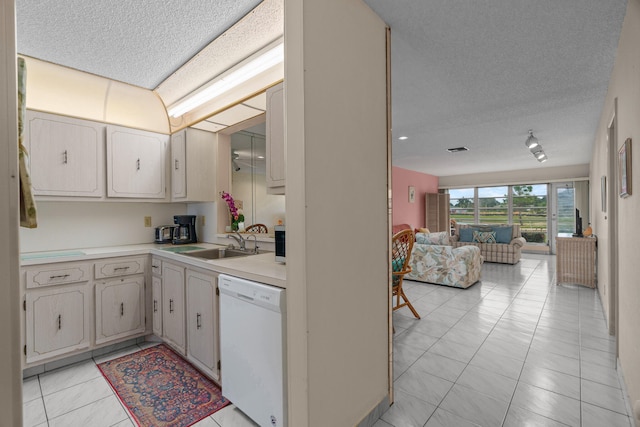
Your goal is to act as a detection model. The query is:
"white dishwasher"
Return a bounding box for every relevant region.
[218,274,287,427]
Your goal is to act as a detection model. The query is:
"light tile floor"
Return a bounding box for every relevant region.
[22,255,634,427]
[378,255,634,427]
[22,341,257,427]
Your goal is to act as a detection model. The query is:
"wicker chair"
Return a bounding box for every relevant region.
[391,229,420,319]
[244,223,268,233]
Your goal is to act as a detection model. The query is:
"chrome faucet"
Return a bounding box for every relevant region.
[246,234,259,254]
[228,231,246,250]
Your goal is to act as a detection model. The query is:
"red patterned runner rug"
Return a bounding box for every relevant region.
[98,344,229,427]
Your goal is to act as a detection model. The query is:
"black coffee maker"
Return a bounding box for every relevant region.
[172,215,197,244]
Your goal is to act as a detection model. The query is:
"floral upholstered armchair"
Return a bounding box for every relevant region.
[405,231,483,289]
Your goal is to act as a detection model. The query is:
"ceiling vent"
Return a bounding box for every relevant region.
[447,147,469,153]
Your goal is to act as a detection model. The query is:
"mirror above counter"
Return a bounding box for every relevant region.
[229,123,285,236]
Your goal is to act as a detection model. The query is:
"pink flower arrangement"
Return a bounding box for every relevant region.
[221,191,239,220]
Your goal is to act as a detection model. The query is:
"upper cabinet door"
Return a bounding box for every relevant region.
[25,111,105,197]
[171,128,217,202]
[171,130,187,199]
[106,125,168,199]
[266,82,285,194]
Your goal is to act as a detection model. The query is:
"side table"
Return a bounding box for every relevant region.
[556,236,597,288]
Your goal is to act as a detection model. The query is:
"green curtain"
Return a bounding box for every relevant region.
[18,57,37,228]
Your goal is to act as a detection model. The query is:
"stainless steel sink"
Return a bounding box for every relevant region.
[182,248,261,260]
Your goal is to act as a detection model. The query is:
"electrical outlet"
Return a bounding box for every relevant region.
[201,216,206,226]
[144,216,152,227]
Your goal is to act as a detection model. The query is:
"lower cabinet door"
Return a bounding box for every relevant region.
[186,269,219,380]
[25,284,91,364]
[162,262,186,354]
[152,276,162,336]
[95,276,145,345]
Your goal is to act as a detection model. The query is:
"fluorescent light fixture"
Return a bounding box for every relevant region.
[168,42,284,117]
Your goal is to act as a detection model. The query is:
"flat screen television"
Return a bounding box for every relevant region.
[573,208,583,237]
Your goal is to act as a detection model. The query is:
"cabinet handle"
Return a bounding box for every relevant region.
[169,299,174,313]
[57,314,62,330]
[152,264,159,269]
[120,302,124,316]
[175,159,179,170]
[114,266,130,272]
[153,300,157,313]
[63,150,68,164]
[196,313,201,329]
[49,274,70,280]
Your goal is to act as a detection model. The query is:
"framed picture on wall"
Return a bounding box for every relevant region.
[408,186,415,203]
[619,138,632,198]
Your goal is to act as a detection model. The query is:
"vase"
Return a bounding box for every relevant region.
[232,221,239,231]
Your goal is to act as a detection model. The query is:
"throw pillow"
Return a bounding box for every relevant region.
[459,227,476,242]
[392,257,406,272]
[416,231,450,245]
[492,226,513,243]
[473,230,497,243]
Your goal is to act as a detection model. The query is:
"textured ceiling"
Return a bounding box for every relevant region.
[17,0,264,89]
[365,0,628,177]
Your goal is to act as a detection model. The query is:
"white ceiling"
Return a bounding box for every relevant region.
[16,0,628,178]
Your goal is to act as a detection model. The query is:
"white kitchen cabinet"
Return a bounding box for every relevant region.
[24,110,105,197]
[152,276,163,336]
[106,125,168,199]
[186,268,219,381]
[94,256,146,345]
[171,128,217,202]
[95,276,145,345]
[25,262,91,289]
[151,257,163,337]
[266,82,285,195]
[162,261,186,354]
[25,284,91,364]
[94,256,146,279]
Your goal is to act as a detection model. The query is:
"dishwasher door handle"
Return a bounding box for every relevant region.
[237,293,254,301]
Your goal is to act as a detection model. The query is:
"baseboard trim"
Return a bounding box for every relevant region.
[356,395,391,427]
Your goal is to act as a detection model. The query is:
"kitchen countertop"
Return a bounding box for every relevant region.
[20,243,287,289]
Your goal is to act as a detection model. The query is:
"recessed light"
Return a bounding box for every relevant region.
[447,147,469,153]
[257,156,265,159]
[398,136,408,140]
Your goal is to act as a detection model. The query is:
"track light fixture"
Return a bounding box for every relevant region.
[525,130,539,149]
[524,130,548,163]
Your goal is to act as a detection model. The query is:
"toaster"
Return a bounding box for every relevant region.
[155,225,178,243]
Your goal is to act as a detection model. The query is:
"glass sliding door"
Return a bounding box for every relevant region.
[477,186,508,225]
[550,182,575,253]
[512,184,548,245]
[449,188,475,224]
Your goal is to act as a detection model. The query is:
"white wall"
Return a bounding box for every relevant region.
[439,164,589,188]
[590,0,640,421]
[285,0,390,425]
[0,0,23,423]
[20,201,187,252]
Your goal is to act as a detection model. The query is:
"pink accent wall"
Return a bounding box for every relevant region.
[392,166,439,228]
